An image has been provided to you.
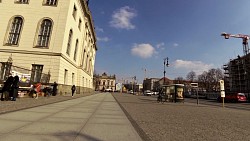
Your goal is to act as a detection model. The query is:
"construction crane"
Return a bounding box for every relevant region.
[221,32,250,55]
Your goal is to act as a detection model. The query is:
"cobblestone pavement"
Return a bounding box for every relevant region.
[0,93,92,114]
[112,93,250,141]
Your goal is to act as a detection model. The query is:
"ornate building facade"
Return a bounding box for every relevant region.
[94,73,116,91]
[0,0,97,94]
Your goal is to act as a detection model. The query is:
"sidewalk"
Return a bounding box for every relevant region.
[0,93,92,114]
[0,93,142,141]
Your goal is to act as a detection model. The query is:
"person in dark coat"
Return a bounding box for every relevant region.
[51,81,58,96]
[71,85,76,97]
[1,76,14,101]
[10,76,19,101]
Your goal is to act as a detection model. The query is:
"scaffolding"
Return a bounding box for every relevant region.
[223,54,250,93]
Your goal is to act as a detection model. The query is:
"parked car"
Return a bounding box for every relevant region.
[153,91,159,95]
[144,90,153,96]
[217,93,247,102]
[104,89,112,92]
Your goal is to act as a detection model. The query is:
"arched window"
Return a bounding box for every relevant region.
[66,30,73,55]
[6,17,23,45]
[73,39,78,61]
[37,19,52,47]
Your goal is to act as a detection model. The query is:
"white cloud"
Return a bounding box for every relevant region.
[97,37,109,42]
[131,43,156,59]
[95,27,104,32]
[173,60,213,75]
[156,42,165,49]
[110,6,137,30]
[173,43,179,47]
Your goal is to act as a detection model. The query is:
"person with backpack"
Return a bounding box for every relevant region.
[71,85,76,97]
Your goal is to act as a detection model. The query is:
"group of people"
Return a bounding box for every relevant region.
[1,76,77,101]
[1,75,19,101]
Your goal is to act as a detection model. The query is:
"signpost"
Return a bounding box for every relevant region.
[219,80,225,108]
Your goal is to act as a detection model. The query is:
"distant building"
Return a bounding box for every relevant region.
[158,77,173,86]
[223,54,250,93]
[143,78,161,91]
[94,73,116,91]
[0,0,97,94]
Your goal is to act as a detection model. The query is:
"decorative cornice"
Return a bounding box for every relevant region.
[79,0,97,51]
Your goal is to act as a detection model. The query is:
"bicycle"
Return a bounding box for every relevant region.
[157,94,164,104]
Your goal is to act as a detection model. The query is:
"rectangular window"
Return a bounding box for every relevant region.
[15,0,29,4]
[43,0,57,6]
[0,62,12,81]
[72,73,74,85]
[31,65,43,83]
[66,30,73,55]
[64,69,68,85]
[82,77,84,87]
[73,40,78,61]
[72,5,77,19]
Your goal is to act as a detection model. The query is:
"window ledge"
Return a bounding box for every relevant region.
[34,46,49,49]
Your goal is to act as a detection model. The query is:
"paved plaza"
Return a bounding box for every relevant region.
[0,93,142,141]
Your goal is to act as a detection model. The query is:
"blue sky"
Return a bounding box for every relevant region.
[89,0,250,83]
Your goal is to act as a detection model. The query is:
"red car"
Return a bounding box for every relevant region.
[217,93,247,102]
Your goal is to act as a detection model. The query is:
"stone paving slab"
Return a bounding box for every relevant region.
[0,93,142,141]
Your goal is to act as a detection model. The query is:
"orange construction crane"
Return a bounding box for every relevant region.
[221,32,250,55]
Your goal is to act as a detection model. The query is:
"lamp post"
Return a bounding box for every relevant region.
[163,57,169,85]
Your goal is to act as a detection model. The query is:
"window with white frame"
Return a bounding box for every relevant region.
[31,64,43,83]
[6,17,23,45]
[73,39,78,61]
[66,30,73,55]
[43,0,57,6]
[36,19,52,47]
[15,0,29,4]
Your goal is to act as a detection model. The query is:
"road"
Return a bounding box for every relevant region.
[184,97,250,111]
[112,93,250,141]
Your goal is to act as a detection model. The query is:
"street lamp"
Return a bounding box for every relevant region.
[163,57,169,85]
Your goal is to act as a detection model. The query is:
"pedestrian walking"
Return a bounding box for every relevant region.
[51,81,58,96]
[10,76,19,101]
[71,85,76,97]
[1,76,13,101]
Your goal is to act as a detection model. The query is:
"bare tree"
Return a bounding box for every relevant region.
[186,71,196,82]
[175,76,184,84]
[198,71,209,91]
[197,68,224,92]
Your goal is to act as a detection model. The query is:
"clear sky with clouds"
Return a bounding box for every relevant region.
[88,0,250,83]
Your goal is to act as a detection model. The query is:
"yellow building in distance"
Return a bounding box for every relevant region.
[0,0,97,94]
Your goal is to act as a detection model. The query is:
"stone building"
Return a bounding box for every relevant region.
[94,73,116,91]
[0,0,97,94]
